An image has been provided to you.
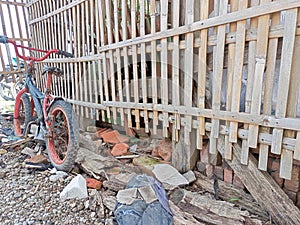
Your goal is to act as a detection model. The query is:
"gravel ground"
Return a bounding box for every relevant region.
[0,99,112,225]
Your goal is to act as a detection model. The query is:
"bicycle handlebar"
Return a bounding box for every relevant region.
[0,35,74,61]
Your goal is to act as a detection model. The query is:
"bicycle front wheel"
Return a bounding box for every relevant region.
[14,93,34,136]
[46,100,79,172]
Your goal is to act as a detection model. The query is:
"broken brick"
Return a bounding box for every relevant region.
[100,130,129,144]
[156,139,172,161]
[224,168,233,184]
[85,178,102,190]
[111,143,129,156]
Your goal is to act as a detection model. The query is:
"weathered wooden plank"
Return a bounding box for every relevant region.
[295,132,300,160]
[171,0,180,142]
[217,137,300,225]
[248,0,271,148]
[277,9,298,179]
[210,0,227,154]
[121,0,132,128]
[160,0,169,137]
[183,0,194,144]
[150,0,158,135]
[105,0,117,124]
[139,0,149,132]
[196,0,209,149]
[131,0,140,129]
[258,10,280,171]
[223,0,238,158]
[114,0,124,126]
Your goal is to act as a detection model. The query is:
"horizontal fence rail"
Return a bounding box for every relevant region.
[26,0,300,179]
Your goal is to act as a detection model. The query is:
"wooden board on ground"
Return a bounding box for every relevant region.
[217,136,300,225]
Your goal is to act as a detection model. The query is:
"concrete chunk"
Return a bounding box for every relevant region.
[60,174,88,201]
[152,164,189,187]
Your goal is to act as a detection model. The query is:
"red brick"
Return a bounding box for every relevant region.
[111,143,129,156]
[200,143,210,164]
[85,178,102,190]
[224,168,233,184]
[151,148,160,157]
[270,171,284,187]
[283,188,297,203]
[95,128,111,138]
[213,166,224,181]
[100,130,129,144]
[233,175,244,189]
[284,165,300,192]
[267,158,281,172]
[156,139,172,161]
[206,164,213,178]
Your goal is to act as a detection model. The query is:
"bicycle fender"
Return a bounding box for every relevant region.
[47,97,65,112]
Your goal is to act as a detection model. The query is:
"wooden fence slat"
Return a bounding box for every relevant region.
[140,0,149,132]
[276,9,298,179]
[258,11,280,170]
[294,132,300,160]
[121,0,132,128]
[172,0,180,142]
[210,0,228,154]
[114,0,124,126]
[248,0,271,148]
[131,0,140,129]
[196,0,209,149]
[184,0,194,144]
[150,0,158,135]
[223,0,238,158]
[160,0,169,137]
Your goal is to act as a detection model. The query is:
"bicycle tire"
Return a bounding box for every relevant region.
[14,93,34,136]
[46,100,79,172]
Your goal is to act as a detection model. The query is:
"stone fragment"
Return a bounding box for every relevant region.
[86,126,98,133]
[116,188,138,205]
[60,174,88,201]
[25,154,49,164]
[85,178,102,190]
[156,139,173,161]
[21,147,37,157]
[138,185,157,204]
[111,143,129,156]
[0,149,7,154]
[152,164,189,187]
[50,171,68,182]
[182,170,196,184]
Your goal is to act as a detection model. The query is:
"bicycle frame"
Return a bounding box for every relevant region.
[15,69,55,132]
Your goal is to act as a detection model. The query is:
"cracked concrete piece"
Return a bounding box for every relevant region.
[116,188,139,205]
[138,185,157,204]
[60,174,88,201]
[152,164,189,187]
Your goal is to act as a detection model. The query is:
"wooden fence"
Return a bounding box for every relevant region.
[9,0,300,179]
[0,0,30,79]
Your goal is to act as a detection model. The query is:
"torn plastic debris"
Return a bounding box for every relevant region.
[114,174,173,225]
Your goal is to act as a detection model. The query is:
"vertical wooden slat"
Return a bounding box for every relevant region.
[131,0,140,129]
[113,0,125,126]
[224,0,238,159]
[105,0,117,124]
[258,11,280,170]
[172,0,180,142]
[140,0,149,133]
[276,9,298,179]
[229,0,248,161]
[121,0,132,128]
[183,0,194,144]
[209,0,228,154]
[295,132,300,160]
[160,0,169,137]
[150,0,158,134]
[248,0,271,148]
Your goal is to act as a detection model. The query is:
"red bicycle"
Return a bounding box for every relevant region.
[0,36,79,171]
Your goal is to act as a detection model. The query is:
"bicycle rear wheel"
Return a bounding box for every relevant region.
[46,100,79,171]
[14,93,34,136]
